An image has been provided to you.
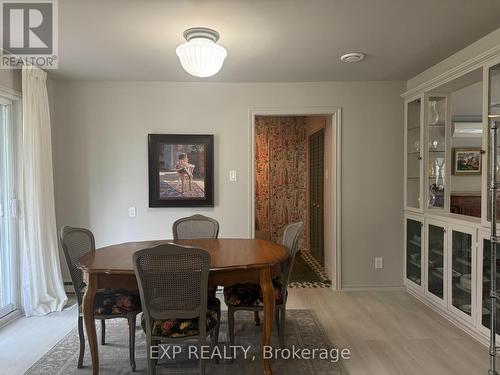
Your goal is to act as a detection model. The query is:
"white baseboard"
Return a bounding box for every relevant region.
[340,284,406,291]
[0,309,22,329]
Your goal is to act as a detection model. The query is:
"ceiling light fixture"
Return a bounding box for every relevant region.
[340,52,365,63]
[176,27,227,78]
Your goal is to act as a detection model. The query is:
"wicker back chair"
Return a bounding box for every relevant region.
[224,221,303,349]
[60,226,140,371]
[172,214,219,240]
[279,221,304,295]
[133,244,220,375]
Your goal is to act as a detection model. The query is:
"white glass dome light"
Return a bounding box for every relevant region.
[176,27,227,78]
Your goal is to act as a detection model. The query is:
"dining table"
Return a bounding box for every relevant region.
[76,238,289,375]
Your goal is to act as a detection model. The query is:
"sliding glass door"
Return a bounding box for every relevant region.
[0,98,18,319]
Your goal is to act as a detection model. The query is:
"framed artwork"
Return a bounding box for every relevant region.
[453,148,482,175]
[148,134,214,207]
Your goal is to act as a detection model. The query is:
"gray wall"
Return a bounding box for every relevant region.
[0,70,21,92]
[51,80,405,289]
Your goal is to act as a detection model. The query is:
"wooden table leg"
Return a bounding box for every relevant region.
[260,266,274,375]
[82,273,99,374]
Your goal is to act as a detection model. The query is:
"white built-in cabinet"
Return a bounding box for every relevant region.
[403,53,500,345]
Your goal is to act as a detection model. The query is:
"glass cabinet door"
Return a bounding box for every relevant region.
[450,228,474,317]
[481,237,500,332]
[406,217,422,285]
[406,98,422,209]
[427,223,445,300]
[488,63,500,222]
[426,95,447,209]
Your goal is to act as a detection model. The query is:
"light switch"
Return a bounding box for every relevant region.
[229,170,237,182]
[129,206,136,218]
[375,257,383,269]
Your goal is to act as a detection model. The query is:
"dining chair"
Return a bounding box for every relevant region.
[60,226,141,371]
[172,214,219,240]
[224,221,303,348]
[134,244,220,375]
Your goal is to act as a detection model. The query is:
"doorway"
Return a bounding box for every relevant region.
[309,128,325,265]
[251,111,339,288]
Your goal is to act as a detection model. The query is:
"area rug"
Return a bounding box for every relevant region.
[25,310,348,375]
[289,252,332,289]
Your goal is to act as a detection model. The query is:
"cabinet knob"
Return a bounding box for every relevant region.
[418,156,423,160]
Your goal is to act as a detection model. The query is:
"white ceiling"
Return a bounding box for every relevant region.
[53,0,500,82]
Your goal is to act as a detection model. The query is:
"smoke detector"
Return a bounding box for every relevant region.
[340,52,365,63]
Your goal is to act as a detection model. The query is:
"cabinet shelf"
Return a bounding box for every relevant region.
[408,259,421,269]
[430,269,444,280]
[408,239,421,247]
[430,248,443,256]
[454,283,472,294]
[455,257,472,267]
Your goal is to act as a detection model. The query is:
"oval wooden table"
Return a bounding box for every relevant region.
[76,238,289,375]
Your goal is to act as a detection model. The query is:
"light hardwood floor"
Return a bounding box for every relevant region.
[0,290,490,375]
[287,289,489,375]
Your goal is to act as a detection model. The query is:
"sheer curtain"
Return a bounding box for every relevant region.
[20,65,67,316]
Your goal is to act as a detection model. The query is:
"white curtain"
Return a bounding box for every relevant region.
[20,65,67,316]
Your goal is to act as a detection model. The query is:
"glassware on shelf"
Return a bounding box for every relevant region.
[430,100,440,125]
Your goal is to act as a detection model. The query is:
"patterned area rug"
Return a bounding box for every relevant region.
[25,310,348,375]
[289,252,332,289]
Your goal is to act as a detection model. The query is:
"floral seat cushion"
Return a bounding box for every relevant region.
[142,297,220,338]
[224,280,285,307]
[91,288,141,315]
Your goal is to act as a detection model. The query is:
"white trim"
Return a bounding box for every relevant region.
[0,308,21,329]
[341,284,405,291]
[402,44,500,99]
[248,106,342,290]
[0,84,21,101]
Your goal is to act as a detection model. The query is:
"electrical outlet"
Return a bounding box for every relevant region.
[375,257,383,269]
[129,206,136,218]
[229,170,237,182]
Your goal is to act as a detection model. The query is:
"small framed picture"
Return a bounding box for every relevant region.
[148,134,214,207]
[453,148,482,175]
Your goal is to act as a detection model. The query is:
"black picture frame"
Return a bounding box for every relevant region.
[148,134,214,207]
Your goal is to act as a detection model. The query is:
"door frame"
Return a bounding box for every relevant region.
[248,106,342,290]
[0,84,22,326]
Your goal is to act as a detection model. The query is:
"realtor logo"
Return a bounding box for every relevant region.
[0,0,58,69]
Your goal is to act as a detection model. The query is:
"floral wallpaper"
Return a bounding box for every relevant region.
[255,116,307,251]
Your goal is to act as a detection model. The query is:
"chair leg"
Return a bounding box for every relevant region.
[253,310,261,326]
[274,308,280,333]
[100,319,106,345]
[228,307,235,348]
[212,322,220,364]
[128,313,137,371]
[279,306,286,348]
[146,336,157,375]
[77,315,85,369]
[199,337,207,375]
